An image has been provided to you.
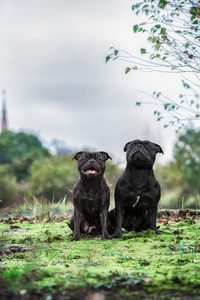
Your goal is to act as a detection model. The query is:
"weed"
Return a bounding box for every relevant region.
[3,262,34,287]
[10,196,69,221]
[102,251,120,257]
[168,237,195,253]
[103,242,112,250]
[194,219,199,252]
[45,250,60,267]
[93,272,151,289]
[55,196,68,217]
[117,255,133,263]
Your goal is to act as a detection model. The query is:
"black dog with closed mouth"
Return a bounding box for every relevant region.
[111,139,163,238]
[69,151,112,241]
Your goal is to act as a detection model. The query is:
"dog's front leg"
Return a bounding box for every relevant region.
[148,205,161,235]
[71,207,82,241]
[112,205,124,238]
[100,209,111,240]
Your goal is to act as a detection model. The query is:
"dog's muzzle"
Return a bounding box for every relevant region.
[132,150,149,161]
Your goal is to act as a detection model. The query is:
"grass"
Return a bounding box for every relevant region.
[0,196,69,221]
[0,208,200,299]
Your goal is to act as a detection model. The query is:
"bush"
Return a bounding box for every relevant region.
[0,166,20,207]
[27,154,79,201]
[0,131,50,181]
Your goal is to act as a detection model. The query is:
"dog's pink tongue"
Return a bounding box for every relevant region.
[88,170,96,174]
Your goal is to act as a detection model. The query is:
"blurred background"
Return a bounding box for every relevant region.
[0,0,199,212]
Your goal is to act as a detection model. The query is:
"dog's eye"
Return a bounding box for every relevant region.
[145,143,151,148]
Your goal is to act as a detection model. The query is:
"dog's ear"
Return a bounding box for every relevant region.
[100,152,112,161]
[124,142,131,152]
[72,151,84,161]
[154,144,164,154]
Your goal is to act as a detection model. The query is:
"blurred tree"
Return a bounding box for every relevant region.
[27,154,79,201]
[0,131,50,181]
[0,165,20,206]
[155,128,200,207]
[105,161,123,197]
[49,138,75,156]
[173,128,200,195]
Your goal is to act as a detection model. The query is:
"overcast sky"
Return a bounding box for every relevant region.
[0,0,181,165]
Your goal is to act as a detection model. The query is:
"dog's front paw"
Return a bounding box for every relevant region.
[71,235,80,242]
[102,233,111,240]
[155,229,162,235]
[112,231,122,239]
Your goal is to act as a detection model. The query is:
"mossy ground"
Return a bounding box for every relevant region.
[0,210,200,299]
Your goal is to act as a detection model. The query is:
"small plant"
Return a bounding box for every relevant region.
[55,196,68,217]
[194,219,199,252]
[103,243,112,250]
[47,251,60,267]
[10,196,69,222]
[93,272,152,289]
[169,237,195,253]
[117,255,133,263]
[181,196,188,210]
[3,262,34,287]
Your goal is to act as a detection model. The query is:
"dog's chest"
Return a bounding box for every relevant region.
[81,195,102,214]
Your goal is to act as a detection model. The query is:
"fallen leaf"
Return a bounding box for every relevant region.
[186,212,191,218]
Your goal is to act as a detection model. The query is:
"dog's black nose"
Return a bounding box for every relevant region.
[136,144,143,149]
[89,159,96,164]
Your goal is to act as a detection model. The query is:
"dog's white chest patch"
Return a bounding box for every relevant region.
[132,196,140,208]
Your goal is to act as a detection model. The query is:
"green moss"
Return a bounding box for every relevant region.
[0,214,200,298]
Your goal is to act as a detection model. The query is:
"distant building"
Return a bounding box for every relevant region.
[1,90,8,132]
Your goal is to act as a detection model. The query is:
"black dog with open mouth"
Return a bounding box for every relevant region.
[111,139,164,238]
[69,151,112,241]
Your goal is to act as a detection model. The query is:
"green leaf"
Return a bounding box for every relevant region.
[155,43,161,50]
[136,102,141,107]
[133,24,139,33]
[152,36,159,43]
[182,81,190,89]
[160,27,166,35]
[157,117,163,121]
[156,92,161,98]
[158,0,169,9]
[125,67,131,74]
[106,55,111,63]
[140,48,147,54]
[185,42,190,49]
[114,50,119,56]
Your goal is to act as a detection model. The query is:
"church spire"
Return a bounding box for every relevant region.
[2,90,8,132]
